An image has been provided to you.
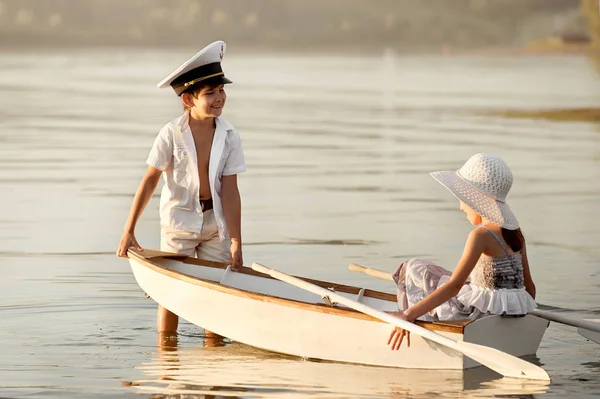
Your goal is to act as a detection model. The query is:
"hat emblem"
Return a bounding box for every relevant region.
[219,45,224,60]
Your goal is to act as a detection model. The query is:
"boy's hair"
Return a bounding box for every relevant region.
[181,83,205,111]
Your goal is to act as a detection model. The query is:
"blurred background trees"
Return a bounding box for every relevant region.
[0,0,597,52]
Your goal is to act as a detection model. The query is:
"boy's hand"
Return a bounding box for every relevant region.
[229,239,243,271]
[117,232,142,258]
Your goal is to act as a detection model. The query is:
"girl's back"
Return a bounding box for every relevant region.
[470,225,525,291]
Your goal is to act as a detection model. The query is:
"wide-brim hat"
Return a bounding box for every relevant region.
[430,153,519,230]
[157,40,232,96]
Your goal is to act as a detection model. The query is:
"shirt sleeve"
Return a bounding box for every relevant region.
[146,125,172,171]
[222,129,246,176]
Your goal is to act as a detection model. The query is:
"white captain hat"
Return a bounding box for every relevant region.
[157,40,233,96]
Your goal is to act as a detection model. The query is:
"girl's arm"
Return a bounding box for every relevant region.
[117,166,163,257]
[404,227,486,321]
[521,243,536,299]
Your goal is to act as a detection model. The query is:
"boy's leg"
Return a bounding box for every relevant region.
[195,210,231,264]
[195,210,231,341]
[196,235,230,264]
[159,227,200,333]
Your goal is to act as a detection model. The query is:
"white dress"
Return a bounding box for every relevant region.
[392,226,537,321]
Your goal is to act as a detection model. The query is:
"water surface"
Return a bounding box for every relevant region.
[1,49,599,398]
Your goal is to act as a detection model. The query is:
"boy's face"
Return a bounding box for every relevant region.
[184,84,226,118]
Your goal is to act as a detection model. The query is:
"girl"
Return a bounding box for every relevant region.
[116,41,245,334]
[388,153,536,350]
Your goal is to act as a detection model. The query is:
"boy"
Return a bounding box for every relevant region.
[117,41,245,335]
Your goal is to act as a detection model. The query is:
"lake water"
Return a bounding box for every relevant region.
[0,48,599,398]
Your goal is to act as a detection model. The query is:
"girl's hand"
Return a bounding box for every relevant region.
[229,239,243,271]
[117,231,142,258]
[387,311,415,350]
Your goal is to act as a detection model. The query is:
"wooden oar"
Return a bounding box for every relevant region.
[348,263,395,281]
[252,262,550,381]
[348,263,600,345]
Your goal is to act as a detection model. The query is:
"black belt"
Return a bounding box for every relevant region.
[200,198,213,212]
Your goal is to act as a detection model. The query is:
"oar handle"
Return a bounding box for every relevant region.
[348,263,395,282]
[253,262,446,342]
[252,262,271,275]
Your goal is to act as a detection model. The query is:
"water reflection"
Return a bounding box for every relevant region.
[126,342,550,398]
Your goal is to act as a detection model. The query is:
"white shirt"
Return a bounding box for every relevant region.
[146,112,245,240]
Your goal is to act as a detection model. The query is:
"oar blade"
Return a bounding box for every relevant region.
[457,341,550,381]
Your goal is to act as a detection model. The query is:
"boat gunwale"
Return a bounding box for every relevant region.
[128,249,470,334]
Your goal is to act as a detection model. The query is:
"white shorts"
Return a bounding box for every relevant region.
[160,210,230,263]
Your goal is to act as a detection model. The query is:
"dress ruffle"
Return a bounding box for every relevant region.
[436,275,537,321]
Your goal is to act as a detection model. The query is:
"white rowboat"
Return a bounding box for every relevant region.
[127,249,548,373]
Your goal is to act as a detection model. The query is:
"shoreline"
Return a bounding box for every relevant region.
[0,41,598,58]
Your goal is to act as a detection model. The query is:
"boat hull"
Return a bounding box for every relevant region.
[128,252,548,370]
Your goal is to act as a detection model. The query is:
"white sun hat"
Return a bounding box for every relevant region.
[430,153,519,230]
[157,40,232,96]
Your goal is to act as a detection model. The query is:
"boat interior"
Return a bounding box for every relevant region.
[129,249,472,333]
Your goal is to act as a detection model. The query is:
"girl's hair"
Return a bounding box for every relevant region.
[501,228,525,252]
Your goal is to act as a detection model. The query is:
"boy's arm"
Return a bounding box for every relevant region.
[117,166,162,257]
[221,174,242,269]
